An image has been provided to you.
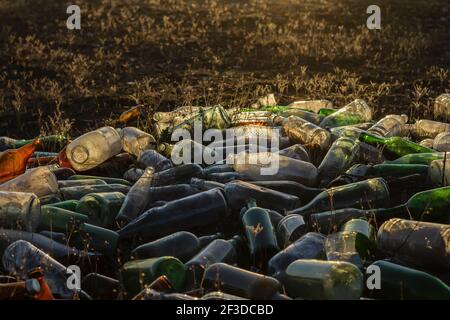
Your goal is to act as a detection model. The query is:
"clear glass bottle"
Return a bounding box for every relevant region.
[433,132,450,152]
[428,159,450,187]
[318,137,360,187]
[119,127,156,158]
[367,114,408,137]
[282,116,331,151]
[66,126,122,171]
[230,152,318,186]
[0,166,59,199]
[0,191,41,232]
[434,93,450,122]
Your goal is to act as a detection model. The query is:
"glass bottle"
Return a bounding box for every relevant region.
[137,149,173,172]
[389,152,448,165]
[318,137,360,187]
[76,192,126,228]
[224,180,300,213]
[277,144,310,162]
[2,240,77,299]
[288,178,390,219]
[0,140,40,183]
[282,259,364,299]
[68,174,131,186]
[324,219,376,268]
[0,191,41,232]
[65,126,122,171]
[60,183,130,201]
[115,167,155,223]
[131,231,221,262]
[119,127,156,158]
[201,262,282,300]
[359,131,434,159]
[367,114,408,137]
[250,180,324,204]
[428,159,450,187]
[282,116,332,151]
[241,200,279,269]
[433,132,450,152]
[230,152,318,186]
[57,179,107,188]
[319,99,372,128]
[276,214,307,249]
[367,260,450,300]
[434,93,450,122]
[185,236,242,289]
[268,232,326,279]
[408,119,450,140]
[117,188,229,243]
[121,256,187,298]
[377,218,450,271]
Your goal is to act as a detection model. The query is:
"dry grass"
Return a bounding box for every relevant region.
[0,0,449,138]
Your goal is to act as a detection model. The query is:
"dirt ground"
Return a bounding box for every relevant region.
[0,0,449,138]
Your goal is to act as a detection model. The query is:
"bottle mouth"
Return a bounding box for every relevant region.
[71,145,89,164]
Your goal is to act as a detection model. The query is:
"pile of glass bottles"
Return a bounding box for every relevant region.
[0,93,449,300]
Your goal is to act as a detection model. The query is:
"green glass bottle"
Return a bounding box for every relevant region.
[384,186,450,223]
[14,135,68,152]
[319,99,372,128]
[367,260,450,300]
[76,192,126,228]
[241,200,280,269]
[121,256,187,298]
[325,219,376,268]
[282,259,364,299]
[388,152,448,165]
[377,218,450,271]
[60,184,130,201]
[68,175,131,186]
[359,132,434,159]
[318,137,360,187]
[69,223,119,256]
[317,108,338,117]
[38,206,88,232]
[344,163,429,180]
[45,200,80,211]
[288,178,390,219]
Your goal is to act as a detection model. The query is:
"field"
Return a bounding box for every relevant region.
[0,0,449,138]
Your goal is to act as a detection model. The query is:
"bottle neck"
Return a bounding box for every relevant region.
[246,198,258,209]
[198,233,222,248]
[227,235,243,248]
[360,132,386,145]
[371,204,410,222]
